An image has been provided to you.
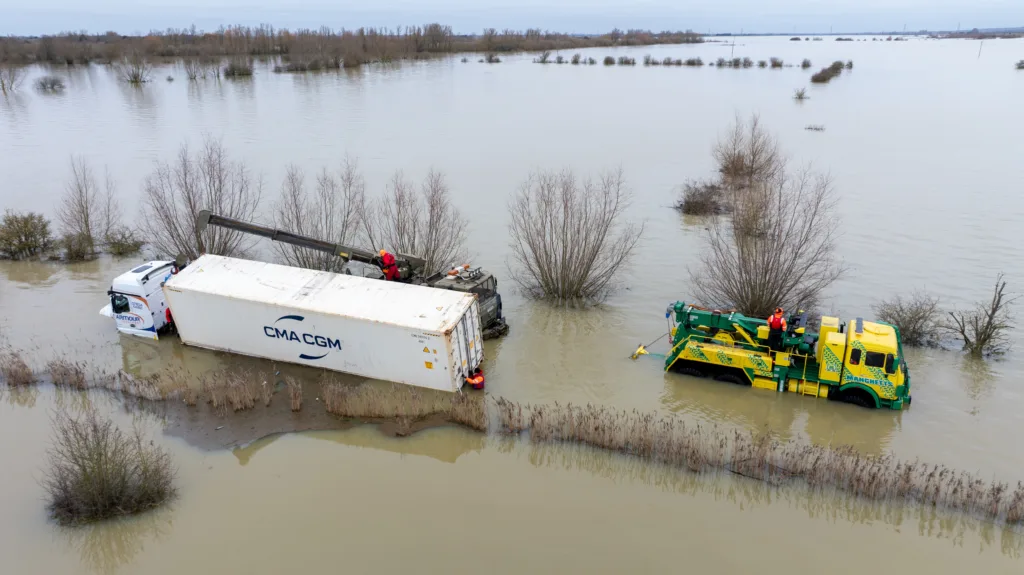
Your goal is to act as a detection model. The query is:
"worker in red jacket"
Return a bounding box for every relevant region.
[465,368,485,390]
[379,249,400,281]
[766,307,787,351]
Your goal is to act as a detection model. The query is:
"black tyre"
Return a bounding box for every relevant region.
[677,367,705,378]
[714,373,748,386]
[839,390,875,409]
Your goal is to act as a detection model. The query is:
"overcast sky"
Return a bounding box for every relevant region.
[3,0,1022,36]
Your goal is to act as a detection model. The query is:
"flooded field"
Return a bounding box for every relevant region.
[2,35,1024,572]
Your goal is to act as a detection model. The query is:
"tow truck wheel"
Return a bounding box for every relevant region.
[838,389,875,409]
[714,373,747,386]
[677,367,705,379]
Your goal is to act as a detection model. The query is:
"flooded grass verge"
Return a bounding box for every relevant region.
[4,349,1023,526]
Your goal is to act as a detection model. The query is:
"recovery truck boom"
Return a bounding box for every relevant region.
[196,210,509,339]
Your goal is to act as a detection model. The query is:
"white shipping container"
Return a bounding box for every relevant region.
[162,254,484,392]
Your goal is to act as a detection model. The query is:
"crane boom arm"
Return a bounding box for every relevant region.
[196,210,378,264]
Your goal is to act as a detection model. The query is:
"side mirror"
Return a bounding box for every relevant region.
[884,354,896,375]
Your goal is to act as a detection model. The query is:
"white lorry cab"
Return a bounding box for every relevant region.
[98,260,177,339]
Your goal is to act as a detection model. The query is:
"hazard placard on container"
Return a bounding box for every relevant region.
[424,361,433,369]
[423,346,430,353]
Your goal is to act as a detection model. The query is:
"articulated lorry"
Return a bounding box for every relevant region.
[99,212,505,391]
[652,303,912,410]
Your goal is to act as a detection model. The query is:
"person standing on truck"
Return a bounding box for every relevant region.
[766,307,787,351]
[379,249,400,281]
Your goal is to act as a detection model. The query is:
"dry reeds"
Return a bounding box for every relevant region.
[492,400,1024,524]
[199,370,270,413]
[47,358,87,390]
[1,350,35,386]
[287,377,302,411]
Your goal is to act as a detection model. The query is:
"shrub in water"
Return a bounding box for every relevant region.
[223,59,253,77]
[105,227,144,256]
[770,57,783,68]
[676,180,725,215]
[801,58,812,69]
[603,56,615,65]
[36,75,66,92]
[0,210,53,260]
[42,412,175,525]
[62,232,93,261]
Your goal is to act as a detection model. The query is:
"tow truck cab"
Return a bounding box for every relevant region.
[98,261,175,339]
[815,316,910,409]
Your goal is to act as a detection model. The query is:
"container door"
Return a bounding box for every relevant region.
[450,321,464,382]
[467,302,483,367]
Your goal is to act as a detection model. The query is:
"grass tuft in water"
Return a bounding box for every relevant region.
[42,411,175,525]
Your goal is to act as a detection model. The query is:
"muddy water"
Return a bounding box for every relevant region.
[2,35,1024,571]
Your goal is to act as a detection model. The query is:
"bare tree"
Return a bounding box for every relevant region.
[113,52,151,84]
[945,274,1016,356]
[713,114,785,191]
[508,168,644,301]
[141,139,263,260]
[361,169,468,275]
[274,158,364,271]
[0,64,23,93]
[182,58,206,80]
[873,291,941,346]
[691,168,844,318]
[56,158,120,252]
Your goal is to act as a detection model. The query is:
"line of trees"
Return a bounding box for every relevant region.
[0,25,702,67]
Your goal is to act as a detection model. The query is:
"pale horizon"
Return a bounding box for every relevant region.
[3,1,1023,37]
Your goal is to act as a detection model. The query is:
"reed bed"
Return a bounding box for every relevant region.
[8,349,1023,524]
[492,400,1024,524]
[1,350,36,386]
[321,378,486,431]
[287,377,302,411]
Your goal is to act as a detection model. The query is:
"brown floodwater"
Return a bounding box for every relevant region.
[1,35,1023,572]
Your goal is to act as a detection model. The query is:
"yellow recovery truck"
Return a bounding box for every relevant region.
[650,303,911,410]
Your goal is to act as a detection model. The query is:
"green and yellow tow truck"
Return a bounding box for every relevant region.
[648,303,911,410]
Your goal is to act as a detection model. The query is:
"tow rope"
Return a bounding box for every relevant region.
[631,332,669,360]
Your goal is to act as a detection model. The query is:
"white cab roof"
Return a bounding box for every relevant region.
[165,254,476,333]
[111,261,174,294]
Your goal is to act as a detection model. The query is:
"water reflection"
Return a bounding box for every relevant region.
[510,438,1023,558]
[660,373,898,456]
[232,425,486,466]
[3,386,39,408]
[958,355,998,401]
[0,260,63,287]
[59,509,173,574]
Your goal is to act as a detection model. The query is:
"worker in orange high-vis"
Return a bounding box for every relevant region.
[379,249,400,281]
[766,307,787,351]
[465,368,485,390]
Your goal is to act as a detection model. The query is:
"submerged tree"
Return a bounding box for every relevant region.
[56,158,121,258]
[691,169,844,318]
[945,274,1016,356]
[141,139,263,260]
[873,291,942,346]
[360,169,468,276]
[508,168,644,302]
[689,116,844,317]
[274,158,364,272]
